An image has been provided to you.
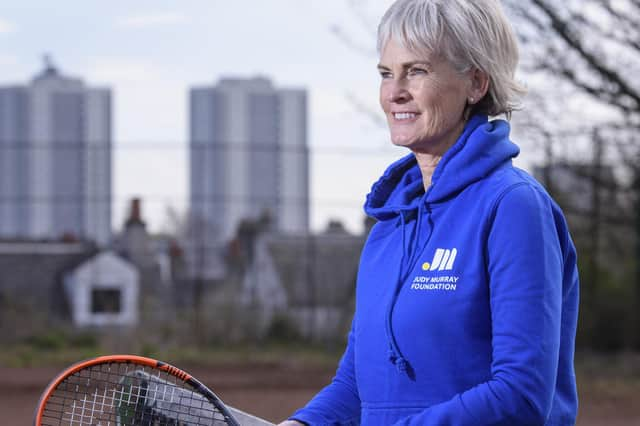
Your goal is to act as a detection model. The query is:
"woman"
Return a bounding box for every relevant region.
[281,0,579,424]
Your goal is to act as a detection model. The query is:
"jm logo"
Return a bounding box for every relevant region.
[422,248,457,271]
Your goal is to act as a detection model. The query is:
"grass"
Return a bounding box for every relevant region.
[0,335,344,369]
[0,343,103,368]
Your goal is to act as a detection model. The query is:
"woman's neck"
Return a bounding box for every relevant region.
[414,152,442,191]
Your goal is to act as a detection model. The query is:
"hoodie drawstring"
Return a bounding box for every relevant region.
[385,210,408,373]
[385,203,431,375]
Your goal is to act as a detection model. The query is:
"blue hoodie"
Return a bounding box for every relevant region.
[291,115,579,425]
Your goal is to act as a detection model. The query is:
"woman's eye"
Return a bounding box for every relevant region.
[408,67,427,76]
[379,70,392,79]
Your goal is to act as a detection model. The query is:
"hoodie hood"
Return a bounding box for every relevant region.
[365,115,520,220]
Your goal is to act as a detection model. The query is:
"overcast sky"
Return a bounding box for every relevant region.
[0,0,535,235]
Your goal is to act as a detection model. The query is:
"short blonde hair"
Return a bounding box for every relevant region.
[377,0,526,117]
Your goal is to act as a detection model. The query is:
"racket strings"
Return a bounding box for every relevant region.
[40,362,229,425]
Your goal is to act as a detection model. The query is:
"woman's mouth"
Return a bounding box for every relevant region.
[393,112,418,121]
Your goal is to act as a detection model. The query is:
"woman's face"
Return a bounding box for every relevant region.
[378,39,473,153]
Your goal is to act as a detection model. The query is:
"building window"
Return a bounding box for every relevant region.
[91,288,121,313]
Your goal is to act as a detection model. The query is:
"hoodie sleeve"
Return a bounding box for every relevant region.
[288,321,361,425]
[392,183,565,426]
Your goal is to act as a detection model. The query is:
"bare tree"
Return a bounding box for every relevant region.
[505,0,639,197]
[503,0,640,348]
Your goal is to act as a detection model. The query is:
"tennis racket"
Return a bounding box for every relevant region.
[34,354,275,426]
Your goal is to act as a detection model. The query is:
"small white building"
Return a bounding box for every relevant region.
[64,251,139,327]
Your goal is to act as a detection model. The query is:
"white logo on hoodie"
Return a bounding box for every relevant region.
[422,248,457,271]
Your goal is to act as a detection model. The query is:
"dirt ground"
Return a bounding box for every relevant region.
[3,362,639,425]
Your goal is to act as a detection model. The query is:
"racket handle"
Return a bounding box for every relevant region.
[228,406,275,426]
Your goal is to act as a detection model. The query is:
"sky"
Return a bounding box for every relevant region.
[0,0,535,236]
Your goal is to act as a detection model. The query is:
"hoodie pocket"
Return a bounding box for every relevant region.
[360,402,427,425]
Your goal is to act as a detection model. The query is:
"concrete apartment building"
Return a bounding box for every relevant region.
[188,77,309,277]
[0,59,111,245]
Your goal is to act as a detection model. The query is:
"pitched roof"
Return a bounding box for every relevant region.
[266,232,364,306]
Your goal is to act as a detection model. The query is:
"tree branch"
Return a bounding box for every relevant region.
[530,0,640,110]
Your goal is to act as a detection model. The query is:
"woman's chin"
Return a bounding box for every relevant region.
[390,135,415,148]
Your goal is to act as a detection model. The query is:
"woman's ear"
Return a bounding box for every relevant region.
[468,68,489,104]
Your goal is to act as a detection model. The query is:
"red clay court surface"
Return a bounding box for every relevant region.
[2,362,638,425]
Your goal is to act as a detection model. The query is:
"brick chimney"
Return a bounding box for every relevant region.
[125,198,146,229]
[121,198,150,268]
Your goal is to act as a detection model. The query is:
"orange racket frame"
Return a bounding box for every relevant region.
[34,354,240,426]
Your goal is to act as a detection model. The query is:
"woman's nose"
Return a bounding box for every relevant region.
[388,79,410,103]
